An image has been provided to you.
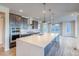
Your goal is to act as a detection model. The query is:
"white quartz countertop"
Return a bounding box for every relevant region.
[17,33,59,48]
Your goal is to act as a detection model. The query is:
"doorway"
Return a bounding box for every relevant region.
[0,12,5,49]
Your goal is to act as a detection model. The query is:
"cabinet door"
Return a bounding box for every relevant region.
[22,18,28,29]
[15,16,21,28]
[9,14,16,28]
[35,21,38,29]
[32,21,38,29]
[32,21,34,29]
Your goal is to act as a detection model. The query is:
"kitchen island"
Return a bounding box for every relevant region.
[16,33,59,56]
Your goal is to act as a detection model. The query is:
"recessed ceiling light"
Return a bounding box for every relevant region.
[42,10,46,14]
[71,13,74,16]
[19,9,23,12]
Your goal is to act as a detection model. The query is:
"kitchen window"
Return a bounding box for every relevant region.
[66,22,71,33]
[51,24,60,33]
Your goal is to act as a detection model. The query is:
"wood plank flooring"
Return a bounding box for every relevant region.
[0,47,16,56]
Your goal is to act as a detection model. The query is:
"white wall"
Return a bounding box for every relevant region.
[75,18,77,37]
[75,15,79,38]
[71,21,75,37]
[62,22,67,36]
[0,5,9,51]
[76,16,79,37]
[55,15,76,24]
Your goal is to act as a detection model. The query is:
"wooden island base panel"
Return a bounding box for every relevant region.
[16,33,59,56]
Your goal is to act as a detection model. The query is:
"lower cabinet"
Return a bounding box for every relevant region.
[10,34,20,48]
[44,35,59,56]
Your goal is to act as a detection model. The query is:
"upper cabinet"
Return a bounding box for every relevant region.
[15,15,21,28]
[21,17,28,29]
[32,20,38,29]
[9,13,29,28]
[9,13,16,28]
[9,13,38,30]
[9,13,21,28]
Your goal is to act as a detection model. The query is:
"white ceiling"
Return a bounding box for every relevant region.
[0,3,79,21]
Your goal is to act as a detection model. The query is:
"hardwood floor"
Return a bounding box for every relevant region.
[0,47,16,56]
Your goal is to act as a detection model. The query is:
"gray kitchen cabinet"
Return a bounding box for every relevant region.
[15,15,21,28]
[9,13,28,39]
[9,13,21,28]
[21,17,28,29]
[9,13,28,48]
[32,20,38,29]
[9,13,16,28]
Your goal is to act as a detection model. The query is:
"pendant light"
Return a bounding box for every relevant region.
[48,8,52,24]
[42,3,46,23]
